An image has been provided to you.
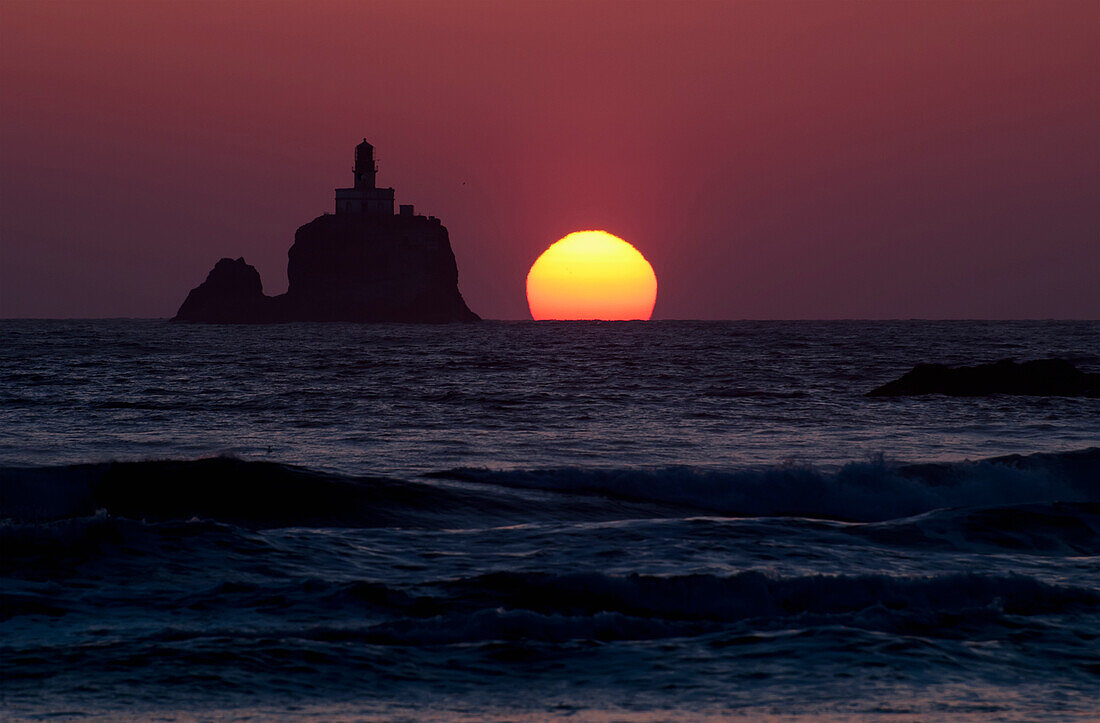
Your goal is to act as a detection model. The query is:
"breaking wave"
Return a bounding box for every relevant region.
[0,457,538,528]
[2,449,1098,532]
[434,448,1100,522]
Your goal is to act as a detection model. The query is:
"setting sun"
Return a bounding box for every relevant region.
[526,231,657,320]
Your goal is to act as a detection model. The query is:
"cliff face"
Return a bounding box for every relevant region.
[172,214,479,323]
[285,213,478,323]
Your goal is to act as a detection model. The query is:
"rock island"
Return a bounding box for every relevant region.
[173,140,479,323]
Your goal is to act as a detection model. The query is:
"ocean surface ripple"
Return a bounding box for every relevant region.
[1,320,1098,720]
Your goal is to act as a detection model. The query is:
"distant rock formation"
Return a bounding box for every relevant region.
[173,140,479,324]
[281,213,477,323]
[867,359,1100,398]
[173,257,275,324]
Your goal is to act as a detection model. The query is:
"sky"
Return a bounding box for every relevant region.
[1,0,1098,320]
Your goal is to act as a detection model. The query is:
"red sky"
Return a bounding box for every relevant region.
[1,0,1097,319]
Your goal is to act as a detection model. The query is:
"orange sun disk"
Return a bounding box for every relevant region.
[526,230,657,321]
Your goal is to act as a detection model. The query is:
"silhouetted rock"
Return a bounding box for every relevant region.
[282,213,478,323]
[173,257,276,323]
[867,359,1100,398]
[172,140,479,324]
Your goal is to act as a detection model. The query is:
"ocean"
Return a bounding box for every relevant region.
[2,320,1098,720]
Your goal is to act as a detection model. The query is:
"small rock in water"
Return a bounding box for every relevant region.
[867,358,1100,397]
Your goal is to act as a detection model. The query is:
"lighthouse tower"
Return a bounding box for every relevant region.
[353,140,377,189]
[335,139,395,215]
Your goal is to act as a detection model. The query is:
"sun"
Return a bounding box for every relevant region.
[526,231,657,321]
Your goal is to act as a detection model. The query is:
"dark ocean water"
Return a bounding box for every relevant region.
[2,320,1099,721]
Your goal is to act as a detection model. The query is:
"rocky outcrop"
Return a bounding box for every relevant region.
[867,359,1100,398]
[283,213,478,323]
[172,214,479,323]
[173,257,277,323]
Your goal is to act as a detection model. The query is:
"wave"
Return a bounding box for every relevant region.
[432,570,1099,633]
[0,458,528,528]
[7,568,1093,642]
[0,457,678,529]
[854,501,1100,554]
[0,513,269,580]
[433,448,1100,523]
[307,569,1100,643]
[2,449,1098,531]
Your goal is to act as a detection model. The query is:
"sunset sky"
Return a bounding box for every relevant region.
[1,0,1097,319]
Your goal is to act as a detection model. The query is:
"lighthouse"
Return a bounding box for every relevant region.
[353,140,377,188]
[335,139,395,215]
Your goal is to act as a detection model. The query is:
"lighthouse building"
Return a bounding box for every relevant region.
[334,140,397,215]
